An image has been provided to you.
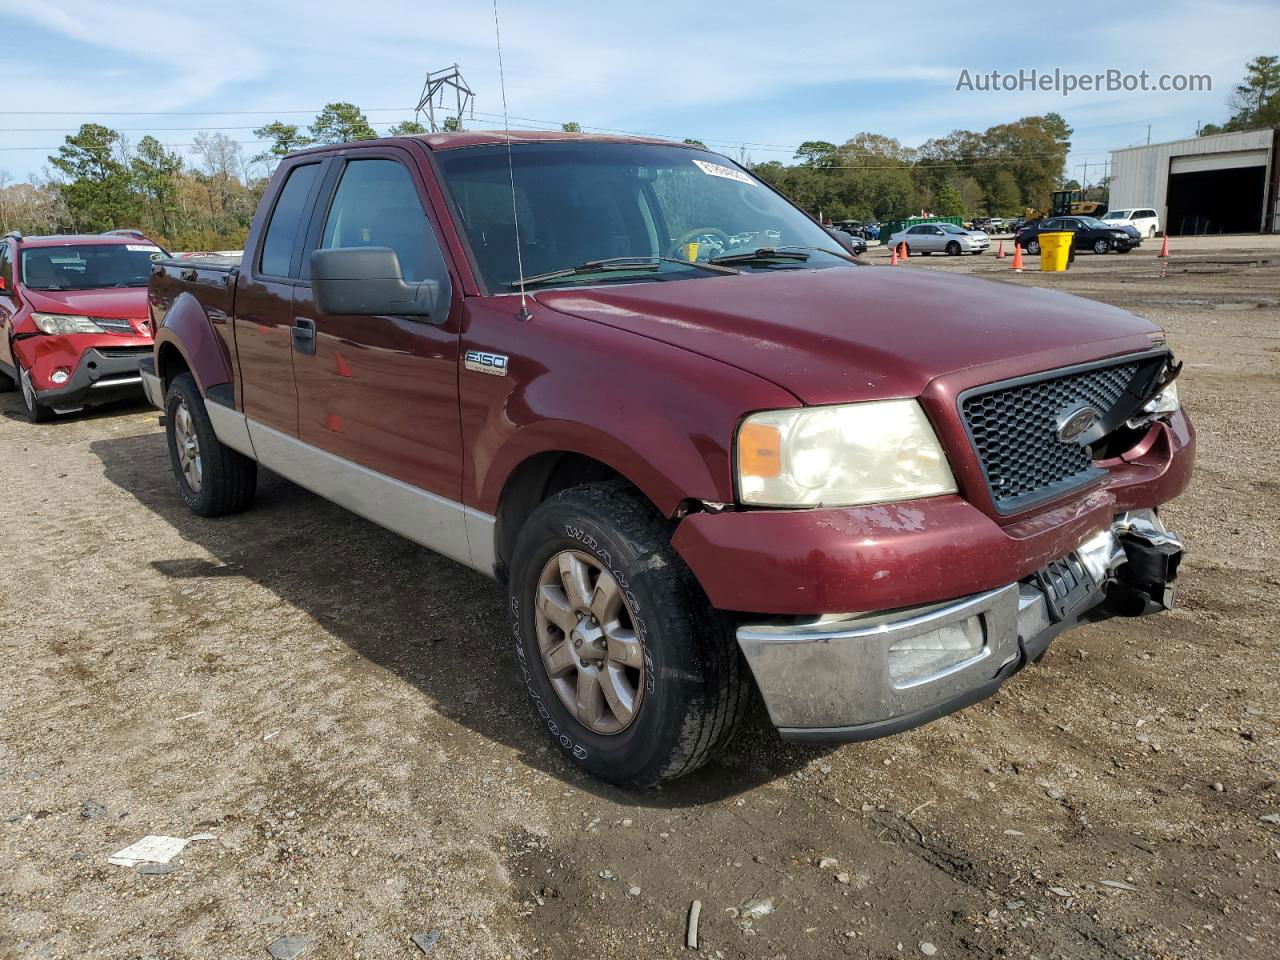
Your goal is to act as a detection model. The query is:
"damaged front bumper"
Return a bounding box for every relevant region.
[737,509,1182,742]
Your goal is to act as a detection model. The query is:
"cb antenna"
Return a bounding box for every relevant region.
[492,0,530,321]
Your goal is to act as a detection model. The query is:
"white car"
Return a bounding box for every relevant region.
[890,222,990,256]
[1103,208,1161,239]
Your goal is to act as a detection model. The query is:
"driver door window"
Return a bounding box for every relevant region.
[313,158,447,284]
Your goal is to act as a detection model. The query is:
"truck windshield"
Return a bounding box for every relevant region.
[435,142,847,290]
[20,243,163,291]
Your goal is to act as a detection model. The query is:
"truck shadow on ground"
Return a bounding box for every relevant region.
[90,428,835,807]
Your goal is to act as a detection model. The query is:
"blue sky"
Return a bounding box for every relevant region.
[2,0,1275,184]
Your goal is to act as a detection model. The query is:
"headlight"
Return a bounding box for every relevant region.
[1127,379,1179,428]
[737,400,957,507]
[31,312,107,335]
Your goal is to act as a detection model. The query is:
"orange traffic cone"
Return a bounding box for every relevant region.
[1011,243,1024,273]
[889,244,898,265]
[995,239,1005,259]
[898,242,908,263]
[1157,234,1169,258]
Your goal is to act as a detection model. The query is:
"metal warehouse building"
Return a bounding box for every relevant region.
[1109,128,1280,235]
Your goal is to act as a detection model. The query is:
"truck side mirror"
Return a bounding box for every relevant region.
[309,246,442,318]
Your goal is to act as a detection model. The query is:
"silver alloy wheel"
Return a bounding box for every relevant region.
[19,365,36,412]
[1093,238,1110,254]
[534,549,645,735]
[173,399,203,493]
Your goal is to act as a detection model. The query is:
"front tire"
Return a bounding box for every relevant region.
[164,373,256,517]
[1093,238,1110,254]
[1027,239,1041,255]
[945,241,961,256]
[509,482,750,788]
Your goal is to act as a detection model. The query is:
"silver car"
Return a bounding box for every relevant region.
[890,222,990,256]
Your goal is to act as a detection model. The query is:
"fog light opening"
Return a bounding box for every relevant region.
[50,368,71,385]
[888,616,986,686]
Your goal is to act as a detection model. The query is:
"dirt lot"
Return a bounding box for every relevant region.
[2,237,1278,960]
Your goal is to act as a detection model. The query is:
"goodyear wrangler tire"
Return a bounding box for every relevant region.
[510,481,750,788]
[164,373,257,518]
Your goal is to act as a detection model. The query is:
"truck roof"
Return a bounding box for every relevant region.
[288,129,695,158]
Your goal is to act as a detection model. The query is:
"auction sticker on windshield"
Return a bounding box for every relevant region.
[692,159,756,186]
[127,244,162,253]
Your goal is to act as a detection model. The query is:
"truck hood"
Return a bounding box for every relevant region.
[22,286,150,320]
[534,266,1161,405]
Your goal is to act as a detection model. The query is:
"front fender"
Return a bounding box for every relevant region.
[463,299,798,518]
[152,290,235,396]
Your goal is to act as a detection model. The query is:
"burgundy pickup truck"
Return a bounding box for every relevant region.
[142,132,1193,787]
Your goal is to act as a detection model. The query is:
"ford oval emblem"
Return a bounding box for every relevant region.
[1056,404,1100,444]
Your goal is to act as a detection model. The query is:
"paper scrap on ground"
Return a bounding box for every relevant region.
[109,835,189,866]
[188,833,217,842]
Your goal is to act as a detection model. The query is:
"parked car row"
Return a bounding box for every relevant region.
[2,134,1192,791]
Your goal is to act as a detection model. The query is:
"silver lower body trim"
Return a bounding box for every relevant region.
[204,414,497,578]
[205,401,256,459]
[140,370,164,410]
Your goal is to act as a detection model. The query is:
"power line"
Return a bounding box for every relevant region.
[0,106,418,116]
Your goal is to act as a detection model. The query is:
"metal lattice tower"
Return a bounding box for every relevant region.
[416,64,475,132]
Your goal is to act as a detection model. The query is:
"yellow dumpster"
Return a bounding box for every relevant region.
[1038,231,1073,272]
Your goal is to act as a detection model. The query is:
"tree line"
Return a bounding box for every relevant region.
[748,113,1073,222]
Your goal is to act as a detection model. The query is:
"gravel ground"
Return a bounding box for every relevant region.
[2,237,1278,960]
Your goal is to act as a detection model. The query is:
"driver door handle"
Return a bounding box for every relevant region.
[292,317,316,355]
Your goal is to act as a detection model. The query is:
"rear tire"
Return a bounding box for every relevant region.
[509,481,750,788]
[164,372,256,517]
[1027,239,1041,255]
[17,363,52,423]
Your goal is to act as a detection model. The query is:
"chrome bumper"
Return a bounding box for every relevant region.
[736,510,1180,742]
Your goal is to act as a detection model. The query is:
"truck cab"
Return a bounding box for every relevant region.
[142,132,1193,788]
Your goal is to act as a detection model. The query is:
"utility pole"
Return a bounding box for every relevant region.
[416,64,475,132]
[1146,124,1151,145]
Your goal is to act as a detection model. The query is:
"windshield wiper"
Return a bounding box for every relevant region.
[708,247,811,266]
[511,256,738,289]
[710,245,856,267]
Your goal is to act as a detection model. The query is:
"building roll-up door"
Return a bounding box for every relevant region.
[1169,149,1268,175]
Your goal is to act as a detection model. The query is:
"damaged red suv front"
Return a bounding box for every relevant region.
[1,232,161,423]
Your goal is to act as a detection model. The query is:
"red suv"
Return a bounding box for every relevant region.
[0,230,162,422]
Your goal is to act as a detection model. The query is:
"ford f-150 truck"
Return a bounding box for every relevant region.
[142,132,1193,788]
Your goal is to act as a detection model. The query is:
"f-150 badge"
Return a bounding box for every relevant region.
[464,351,509,376]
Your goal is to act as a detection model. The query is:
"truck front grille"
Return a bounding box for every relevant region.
[960,355,1164,514]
